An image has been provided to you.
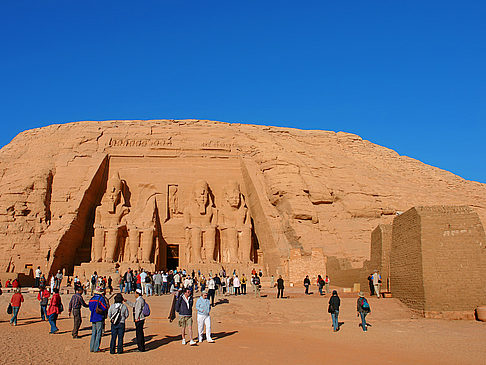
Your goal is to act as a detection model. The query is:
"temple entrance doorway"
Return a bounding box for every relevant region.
[167,245,179,270]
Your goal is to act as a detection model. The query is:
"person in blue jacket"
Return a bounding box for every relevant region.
[175,287,196,345]
[89,287,108,352]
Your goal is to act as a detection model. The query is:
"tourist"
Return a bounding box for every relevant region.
[325,275,330,294]
[214,274,221,296]
[207,276,216,307]
[107,276,113,295]
[221,276,227,295]
[162,271,168,294]
[68,286,89,338]
[47,288,63,334]
[328,290,341,332]
[124,269,132,294]
[39,274,46,288]
[89,286,108,352]
[304,275,311,295]
[174,271,181,289]
[118,275,124,293]
[233,275,240,296]
[34,266,42,288]
[317,275,324,296]
[357,292,371,332]
[107,293,129,354]
[145,273,154,296]
[367,273,375,296]
[55,270,63,289]
[12,278,19,289]
[140,269,147,295]
[153,271,162,296]
[5,279,11,287]
[196,291,214,343]
[276,275,284,298]
[73,276,82,291]
[176,287,196,345]
[241,274,247,295]
[252,274,261,297]
[183,275,192,290]
[258,269,263,278]
[50,276,55,293]
[251,268,256,276]
[37,285,50,321]
[126,289,146,352]
[90,272,98,295]
[200,275,206,292]
[372,271,381,298]
[9,288,24,326]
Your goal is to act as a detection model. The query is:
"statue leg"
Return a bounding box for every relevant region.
[227,227,239,263]
[141,229,154,263]
[92,228,104,262]
[128,227,139,263]
[203,227,216,263]
[239,227,252,263]
[105,228,119,263]
[192,227,202,263]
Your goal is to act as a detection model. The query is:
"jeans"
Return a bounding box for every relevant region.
[119,284,123,293]
[331,311,339,331]
[40,305,48,321]
[197,314,212,341]
[359,311,368,331]
[305,284,309,294]
[48,313,58,333]
[35,277,40,288]
[72,308,82,337]
[241,284,246,294]
[110,322,125,354]
[146,284,153,296]
[208,289,216,306]
[277,287,284,298]
[135,320,145,351]
[154,283,161,296]
[10,306,20,325]
[162,282,167,294]
[319,285,323,295]
[234,287,240,296]
[90,321,103,352]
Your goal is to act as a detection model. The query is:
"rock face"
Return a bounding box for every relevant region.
[0,119,485,278]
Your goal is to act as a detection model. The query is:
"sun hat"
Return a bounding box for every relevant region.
[359,291,365,297]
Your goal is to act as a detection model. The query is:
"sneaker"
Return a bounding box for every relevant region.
[207,339,215,343]
[198,338,203,343]
[189,340,196,346]
[181,339,186,345]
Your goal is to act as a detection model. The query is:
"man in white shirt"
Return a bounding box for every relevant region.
[233,275,241,296]
[162,272,168,294]
[207,277,216,307]
[372,271,381,298]
[35,266,42,288]
[140,270,147,295]
[174,273,181,289]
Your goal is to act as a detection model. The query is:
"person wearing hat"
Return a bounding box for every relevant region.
[125,288,146,352]
[357,292,371,332]
[107,293,130,354]
[328,290,341,332]
[89,286,108,352]
[196,291,214,343]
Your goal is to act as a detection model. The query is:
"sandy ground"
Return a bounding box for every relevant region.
[0,286,485,365]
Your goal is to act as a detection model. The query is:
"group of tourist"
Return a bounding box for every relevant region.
[327,290,371,332]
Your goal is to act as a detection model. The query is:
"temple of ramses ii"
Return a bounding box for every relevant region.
[0,120,485,291]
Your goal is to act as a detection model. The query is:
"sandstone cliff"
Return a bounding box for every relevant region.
[0,120,484,275]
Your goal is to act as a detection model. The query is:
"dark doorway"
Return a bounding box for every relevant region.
[167,245,179,270]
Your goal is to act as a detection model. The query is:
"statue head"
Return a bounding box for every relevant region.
[224,180,241,208]
[192,180,209,214]
[106,172,123,213]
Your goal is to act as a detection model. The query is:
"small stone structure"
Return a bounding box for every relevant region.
[288,248,327,285]
[370,224,392,291]
[390,206,486,318]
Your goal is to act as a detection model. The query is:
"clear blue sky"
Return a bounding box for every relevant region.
[1,1,485,182]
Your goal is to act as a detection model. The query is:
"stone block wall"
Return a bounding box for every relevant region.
[288,248,326,285]
[391,206,486,317]
[370,224,392,291]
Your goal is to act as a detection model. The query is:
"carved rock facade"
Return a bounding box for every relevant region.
[0,120,485,279]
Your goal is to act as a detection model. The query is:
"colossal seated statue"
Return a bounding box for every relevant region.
[218,180,252,263]
[183,180,217,264]
[92,172,129,263]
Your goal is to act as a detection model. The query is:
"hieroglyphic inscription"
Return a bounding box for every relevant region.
[109,137,173,147]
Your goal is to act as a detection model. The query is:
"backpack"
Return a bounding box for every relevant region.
[110,305,122,325]
[142,301,150,317]
[91,276,97,285]
[361,298,370,310]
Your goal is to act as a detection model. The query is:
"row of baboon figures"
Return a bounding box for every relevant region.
[91,173,253,265]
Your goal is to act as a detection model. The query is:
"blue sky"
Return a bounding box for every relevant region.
[1,1,485,182]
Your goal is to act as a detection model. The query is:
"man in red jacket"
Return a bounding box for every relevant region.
[10,288,24,326]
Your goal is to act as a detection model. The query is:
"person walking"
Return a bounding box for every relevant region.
[126,289,146,352]
[328,290,341,332]
[9,288,24,326]
[357,292,371,332]
[325,275,330,294]
[317,275,324,296]
[153,271,162,296]
[89,287,108,352]
[68,286,89,338]
[140,270,147,295]
[145,274,154,296]
[207,276,216,307]
[276,275,284,298]
[196,291,214,343]
[118,275,124,293]
[304,275,311,295]
[367,273,375,296]
[252,275,261,297]
[241,274,247,295]
[47,288,63,334]
[37,286,50,321]
[176,287,196,345]
[107,293,130,354]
